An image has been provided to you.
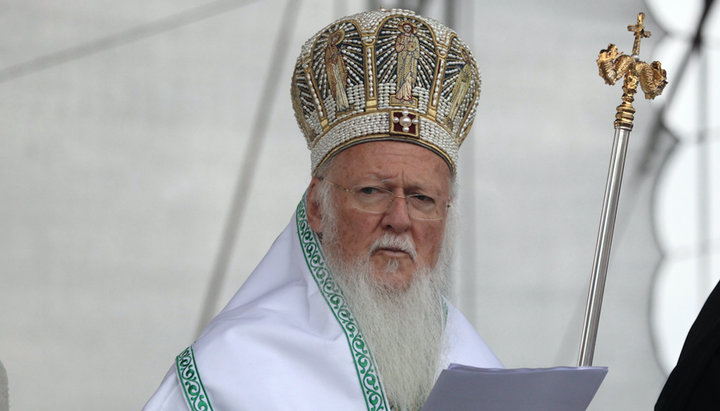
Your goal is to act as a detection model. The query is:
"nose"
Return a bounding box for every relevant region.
[381,195,411,233]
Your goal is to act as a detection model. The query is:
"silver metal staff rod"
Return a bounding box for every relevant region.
[578,12,667,367]
[578,126,631,367]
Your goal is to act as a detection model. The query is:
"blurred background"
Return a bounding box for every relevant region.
[1,0,718,409]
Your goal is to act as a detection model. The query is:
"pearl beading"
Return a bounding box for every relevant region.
[291,8,482,173]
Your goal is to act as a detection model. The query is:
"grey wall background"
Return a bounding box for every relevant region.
[2,0,714,409]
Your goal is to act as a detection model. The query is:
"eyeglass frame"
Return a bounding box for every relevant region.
[318,177,450,221]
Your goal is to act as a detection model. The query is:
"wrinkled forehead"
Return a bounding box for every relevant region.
[315,137,454,177]
[322,141,453,192]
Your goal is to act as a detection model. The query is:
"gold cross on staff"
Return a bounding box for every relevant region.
[596,12,668,129]
[628,12,651,56]
[579,12,669,368]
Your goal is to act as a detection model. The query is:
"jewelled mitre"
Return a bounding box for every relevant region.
[291,8,481,174]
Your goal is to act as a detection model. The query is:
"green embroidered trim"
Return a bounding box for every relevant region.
[176,346,214,411]
[295,198,389,411]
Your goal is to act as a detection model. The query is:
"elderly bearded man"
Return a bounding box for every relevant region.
[145,8,501,411]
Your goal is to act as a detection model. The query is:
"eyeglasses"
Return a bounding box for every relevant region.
[321,178,449,221]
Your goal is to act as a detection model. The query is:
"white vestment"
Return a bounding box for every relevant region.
[144,199,501,411]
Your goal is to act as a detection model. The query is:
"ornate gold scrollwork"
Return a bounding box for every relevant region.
[597,13,668,129]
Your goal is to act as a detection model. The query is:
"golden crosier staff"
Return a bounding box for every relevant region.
[578,12,668,367]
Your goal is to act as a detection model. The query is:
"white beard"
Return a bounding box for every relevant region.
[319,196,454,409]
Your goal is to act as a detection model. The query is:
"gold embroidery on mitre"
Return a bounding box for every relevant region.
[290,9,482,173]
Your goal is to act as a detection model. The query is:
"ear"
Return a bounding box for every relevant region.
[306,177,324,234]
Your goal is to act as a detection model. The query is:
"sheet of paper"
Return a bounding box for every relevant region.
[422,364,608,411]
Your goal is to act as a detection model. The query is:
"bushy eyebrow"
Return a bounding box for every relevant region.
[352,179,443,197]
[342,169,449,196]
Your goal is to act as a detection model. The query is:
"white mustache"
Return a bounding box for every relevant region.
[370,233,417,261]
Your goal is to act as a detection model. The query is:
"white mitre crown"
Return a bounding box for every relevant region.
[290,8,481,174]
